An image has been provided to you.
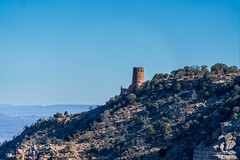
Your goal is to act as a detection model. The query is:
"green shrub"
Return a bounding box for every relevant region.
[233,106,240,113]
[114,146,121,155]
[147,125,156,136]
[162,117,169,122]
[204,91,210,97]
[203,72,211,80]
[82,133,93,142]
[63,143,72,153]
[51,137,60,145]
[54,112,63,118]
[67,135,73,141]
[124,140,135,149]
[162,122,170,138]
[126,93,137,104]
[173,83,181,92]
[231,113,238,121]
[211,63,229,74]
[64,111,69,116]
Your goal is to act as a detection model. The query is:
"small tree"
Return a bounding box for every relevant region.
[126,93,137,104]
[233,106,240,113]
[228,66,238,73]
[204,91,210,97]
[142,116,150,129]
[211,63,229,75]
[173,83,181,92]
[64,111,69,116]
[54,112,63,118]
[114,146,121,155]
[203,71,211,80]
[51,137,61,145]
[232,113,238,121]
[147,125,156,137]
[64,143,72,153]
[162,122,170,138]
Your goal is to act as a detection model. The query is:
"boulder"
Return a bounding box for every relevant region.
[224,133,232,141]
[225,140,236,150]
[213,154,238,160]
[220,142,225,152]
[218,135,224,141]
[213,145,219,151]
[6,153,13,158]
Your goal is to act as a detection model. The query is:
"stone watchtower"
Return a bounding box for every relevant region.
[121,67,144,94]
[132,67,144,88]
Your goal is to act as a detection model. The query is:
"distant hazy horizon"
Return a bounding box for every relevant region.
[0,104,92,142]
[0,104,95,117]
[0,104,98,108]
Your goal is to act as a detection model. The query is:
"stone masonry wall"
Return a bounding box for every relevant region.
[132,67,144,88]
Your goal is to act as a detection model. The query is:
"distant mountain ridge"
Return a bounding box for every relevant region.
[0,104,94,117]
[0,113,6,118]
[0,104,93,142]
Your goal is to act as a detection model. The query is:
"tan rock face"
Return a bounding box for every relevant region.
[225,140,236,150]
[6,153,13,158]
[213,145,219,151]
[220,142,225,152]
[193,148,238,160]
[213,154,238,160]
[193,120,240,160]
[224,133,233,141]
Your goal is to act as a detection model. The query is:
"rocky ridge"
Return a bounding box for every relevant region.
[1,63,240,160]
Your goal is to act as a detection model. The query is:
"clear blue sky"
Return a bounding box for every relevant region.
[0,0,239,105]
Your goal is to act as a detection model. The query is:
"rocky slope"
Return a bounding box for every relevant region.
[1,63,240,160]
